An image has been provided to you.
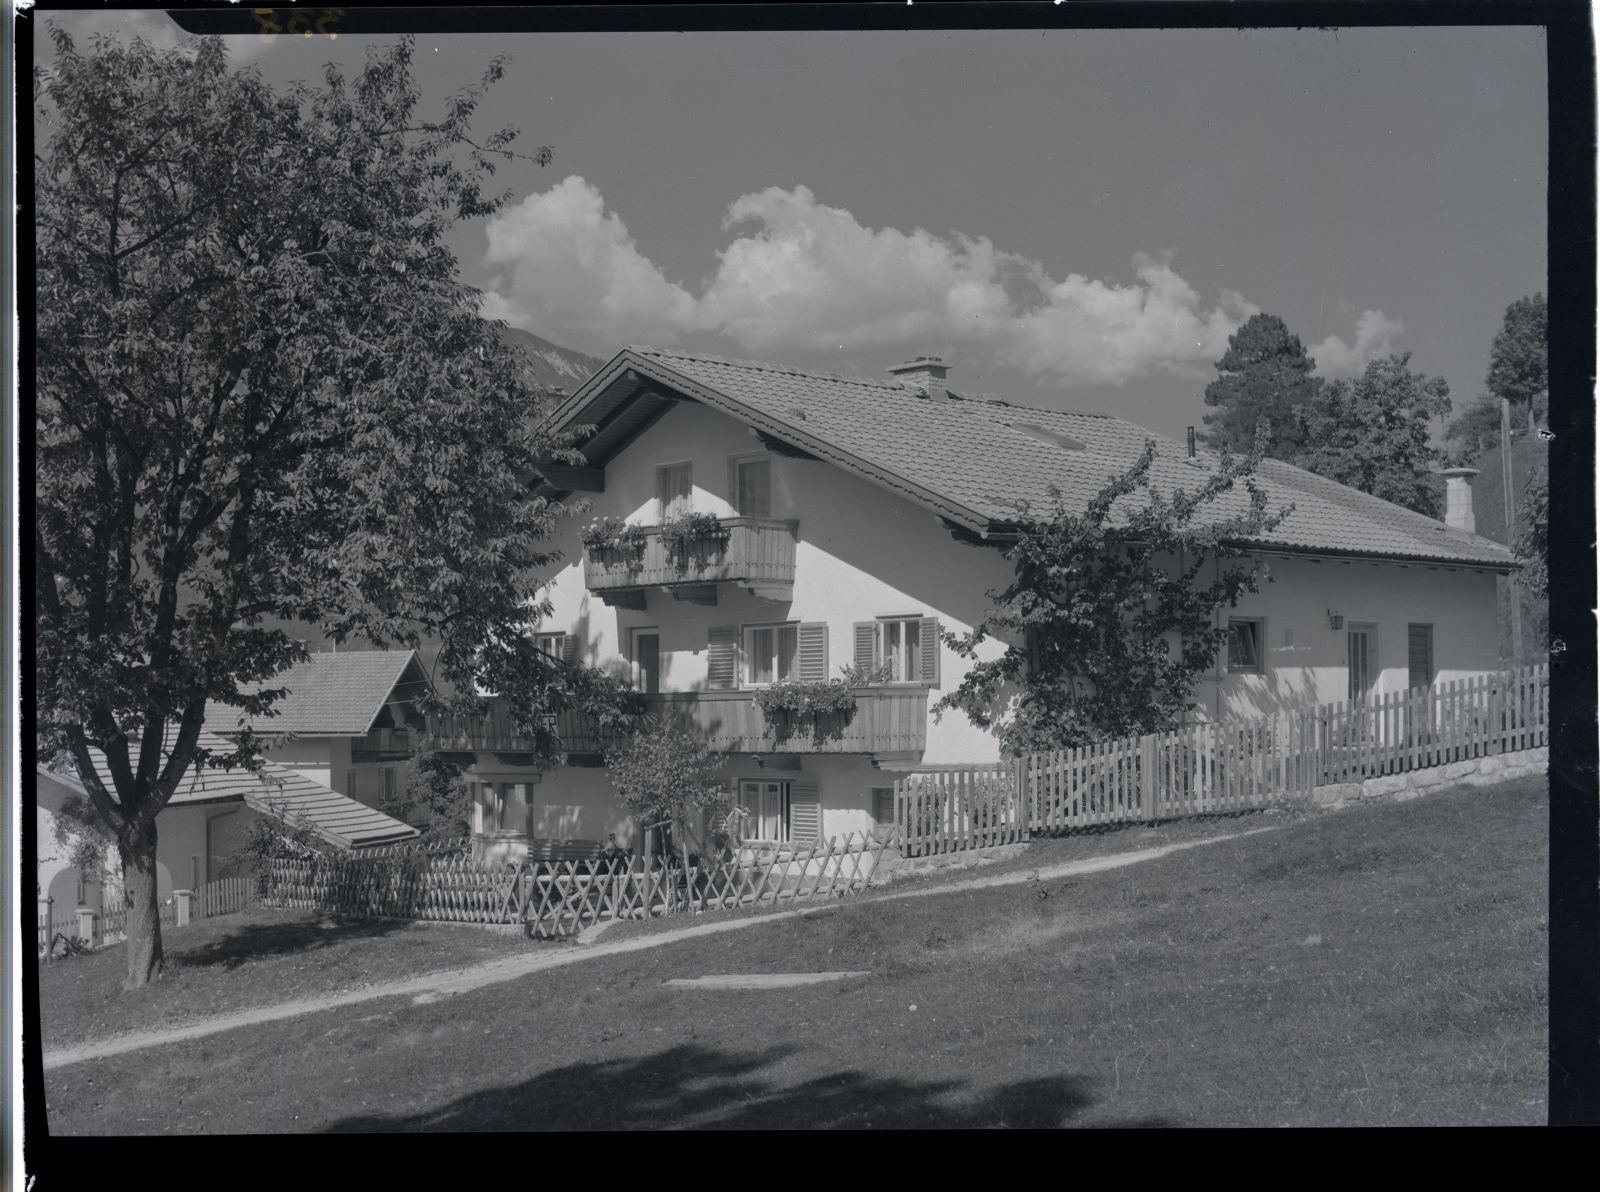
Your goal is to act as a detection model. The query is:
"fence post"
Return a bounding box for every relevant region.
[76,906,97,948]
[1140,733,1159,822]
[40,896,53,964]
[174,889,194,928]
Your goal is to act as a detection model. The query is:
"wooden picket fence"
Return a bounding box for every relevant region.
[200,876,258,918]
[266,830,891,938]
[895,663,1550,857]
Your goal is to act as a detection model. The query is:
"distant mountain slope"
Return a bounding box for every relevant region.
[497,325,605,396]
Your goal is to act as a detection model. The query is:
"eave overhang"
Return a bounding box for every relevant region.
[536,350,995,533]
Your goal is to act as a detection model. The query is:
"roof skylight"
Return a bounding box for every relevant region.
[1009,422,1086,452]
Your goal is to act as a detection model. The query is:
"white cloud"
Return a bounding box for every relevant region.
[1310,309,1406,378]
[481,179,1266,385]
[482,176,703,351]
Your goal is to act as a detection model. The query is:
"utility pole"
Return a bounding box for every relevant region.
[1501,397,1523,664]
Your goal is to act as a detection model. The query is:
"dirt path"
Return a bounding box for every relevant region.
[41,826,1274,1072]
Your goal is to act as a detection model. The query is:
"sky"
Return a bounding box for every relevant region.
[36,11,1548,440]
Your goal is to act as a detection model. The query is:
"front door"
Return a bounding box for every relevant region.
[740,780,788,843]
[1348,625,1376,703]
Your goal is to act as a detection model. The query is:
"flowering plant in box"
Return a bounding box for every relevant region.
[661,511,729,568]
[580,516,649,555]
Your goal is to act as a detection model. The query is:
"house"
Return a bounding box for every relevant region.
[409,346,1516,865]
[203,649,435,819]
[34,728,418,914]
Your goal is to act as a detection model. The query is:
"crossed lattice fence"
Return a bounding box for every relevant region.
[265,830,892,938]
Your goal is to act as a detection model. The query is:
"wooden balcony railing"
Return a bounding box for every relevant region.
[583,517,797,593]
[641,686,928,755]
[366,686,929,759]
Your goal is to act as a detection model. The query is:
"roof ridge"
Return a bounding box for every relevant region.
[631,346,908,391]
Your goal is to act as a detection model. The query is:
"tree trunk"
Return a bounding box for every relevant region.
[120,818,164,989]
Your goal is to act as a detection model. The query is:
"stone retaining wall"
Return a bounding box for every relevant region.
[1310,746,1547,808]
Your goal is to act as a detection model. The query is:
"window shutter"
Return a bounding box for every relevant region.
[789,781,821,847]
[797,623,829,683]
[1408,624,1433,691]
[707,626,737,689]
[853,622,876,674]
[919,617,941,689]
[562,634,579,665]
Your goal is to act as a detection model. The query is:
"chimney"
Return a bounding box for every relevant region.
[887,356,949,402]
[1439,466,1480,535]
[1187,427,1196,458]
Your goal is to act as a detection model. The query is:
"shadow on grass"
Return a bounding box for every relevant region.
[174,915,418,972]
[323,1042,1175,1130]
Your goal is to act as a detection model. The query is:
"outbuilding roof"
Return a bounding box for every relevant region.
[204,650,429,738]
[55,731,418,850]
[546,347,1516,570]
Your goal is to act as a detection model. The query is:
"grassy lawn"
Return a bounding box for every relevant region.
[36,908,530,1051]
[42,776,1546,1130]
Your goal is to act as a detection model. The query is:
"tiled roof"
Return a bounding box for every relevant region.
[575,348,1515,569]
[68,730,418,849]
[204,650,424,738]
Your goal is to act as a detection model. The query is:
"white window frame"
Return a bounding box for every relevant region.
[876,615,924,683]
[1226,617,1266,675]
[741,621,800,688]
[535,632,565,659]
[631,626,662,694]
[656,461,693,522]
[729,452,774,518]
[739,778,790,844]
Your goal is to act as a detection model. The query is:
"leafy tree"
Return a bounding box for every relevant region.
[379,751,473,842]
[1445,392,1505,464]
[1486,293,1547,435]
[35,31,639,988]
[1514,463,1548,602]
[1292,353,1452,517]
[1200,313,1321,458]
[604,720,731,867]
[935,426,1291,753]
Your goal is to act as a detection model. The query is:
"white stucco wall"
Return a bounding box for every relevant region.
[33,769,258,912]
[540,399,1013,754]
[478,398,1508,844]
[1209,554,1503,720]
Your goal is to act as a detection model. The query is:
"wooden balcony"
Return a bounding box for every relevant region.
[583,517,797,605]
[367,686,929,760]
[642,686,928,756]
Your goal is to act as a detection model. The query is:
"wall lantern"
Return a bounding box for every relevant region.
[1327,609,1344,631]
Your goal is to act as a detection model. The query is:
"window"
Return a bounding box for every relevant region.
[740,779,789,843]
[1407,624,1434,692]
[478,781,507,833]
[733,456,772,517]
[871,787,896,829]
[632,628,661,694]
[1227,618,1264,674]
[744,622,799,687]
[535,633,564,659]
[878,617,923,683]
[383,767,398,802]
[345,769,358,799]
[1348,624,1377,702]
[657,463,692,521]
